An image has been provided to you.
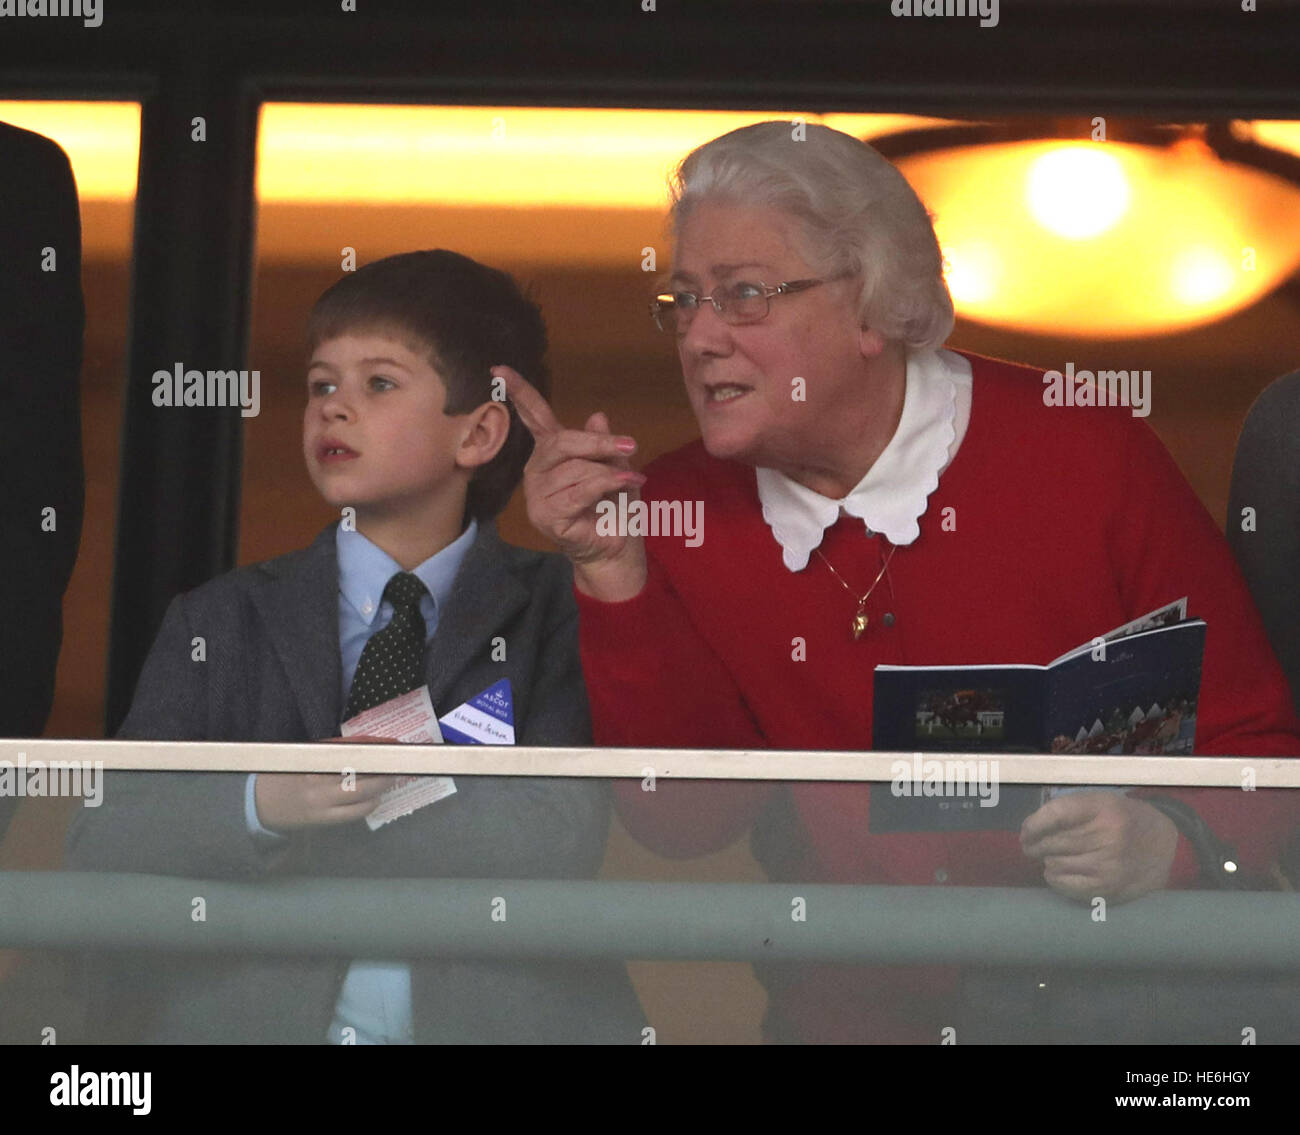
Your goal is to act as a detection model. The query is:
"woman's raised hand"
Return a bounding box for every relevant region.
[495,366,649,601]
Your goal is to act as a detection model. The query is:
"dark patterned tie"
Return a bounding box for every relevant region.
[343,571,429,719]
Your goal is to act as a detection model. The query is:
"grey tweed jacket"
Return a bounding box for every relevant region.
[67,521,645,1044]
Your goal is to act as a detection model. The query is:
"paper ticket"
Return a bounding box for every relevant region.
[340,686,445,744]
[340,686,456,830]
[362,773,458,830]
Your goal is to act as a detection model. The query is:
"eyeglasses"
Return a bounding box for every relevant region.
[650,278,830,333]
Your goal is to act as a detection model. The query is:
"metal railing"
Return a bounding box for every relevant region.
[0,874,1297,968]
[3,740,1297,971]
[3,738,1298,784]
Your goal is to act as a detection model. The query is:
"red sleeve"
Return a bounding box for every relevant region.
[576,545,773,857]
[1110,416,1300,884]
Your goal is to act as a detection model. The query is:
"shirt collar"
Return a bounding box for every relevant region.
[756,347,971,571]
[336,518,478,626]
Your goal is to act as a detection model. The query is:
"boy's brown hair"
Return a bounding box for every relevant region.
[307,250,550,523]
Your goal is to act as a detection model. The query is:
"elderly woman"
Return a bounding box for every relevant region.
[500,122,1300,1044]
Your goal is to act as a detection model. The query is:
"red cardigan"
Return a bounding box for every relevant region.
[576,350,1300,1043]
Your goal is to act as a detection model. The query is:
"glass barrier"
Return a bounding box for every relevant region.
[1,745,1296,1046]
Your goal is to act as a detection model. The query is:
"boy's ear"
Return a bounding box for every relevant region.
[455,400,512,471]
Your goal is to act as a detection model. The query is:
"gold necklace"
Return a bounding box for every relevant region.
[814,540,896,640]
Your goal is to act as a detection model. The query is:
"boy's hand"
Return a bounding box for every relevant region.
[255,742,398,831]
[495,365,649,602]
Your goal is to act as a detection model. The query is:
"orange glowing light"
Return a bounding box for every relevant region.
[254,106,950,208]
[1025,146,1130,240]
[901,139,1300,337]
[0,100,140,198]
[2,99,1297,338]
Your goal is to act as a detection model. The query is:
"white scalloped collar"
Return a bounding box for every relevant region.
[755,347,973,572]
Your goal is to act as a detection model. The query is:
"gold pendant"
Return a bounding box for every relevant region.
[852,610,868,640]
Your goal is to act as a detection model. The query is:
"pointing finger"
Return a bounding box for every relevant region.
[526,430,638,475]
[495,365,561,438]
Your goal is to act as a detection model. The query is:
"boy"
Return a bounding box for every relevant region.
[68,250,645,1044]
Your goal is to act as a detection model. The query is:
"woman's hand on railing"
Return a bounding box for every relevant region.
[1020,791,1179,904]
[496,365,649,602]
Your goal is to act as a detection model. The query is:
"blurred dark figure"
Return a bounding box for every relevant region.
[1228,368,1300,886]
[0,122,85,844]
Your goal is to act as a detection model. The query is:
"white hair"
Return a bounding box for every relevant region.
[669,121,955,350]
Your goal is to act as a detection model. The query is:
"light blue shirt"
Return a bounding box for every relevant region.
[244,519,478,1044]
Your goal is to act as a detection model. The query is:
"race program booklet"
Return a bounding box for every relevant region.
[869,599,1202,832]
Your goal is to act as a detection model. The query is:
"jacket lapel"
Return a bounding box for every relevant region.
[250,524,344,739]
[423,520,529,713]
[248,520,528,734]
